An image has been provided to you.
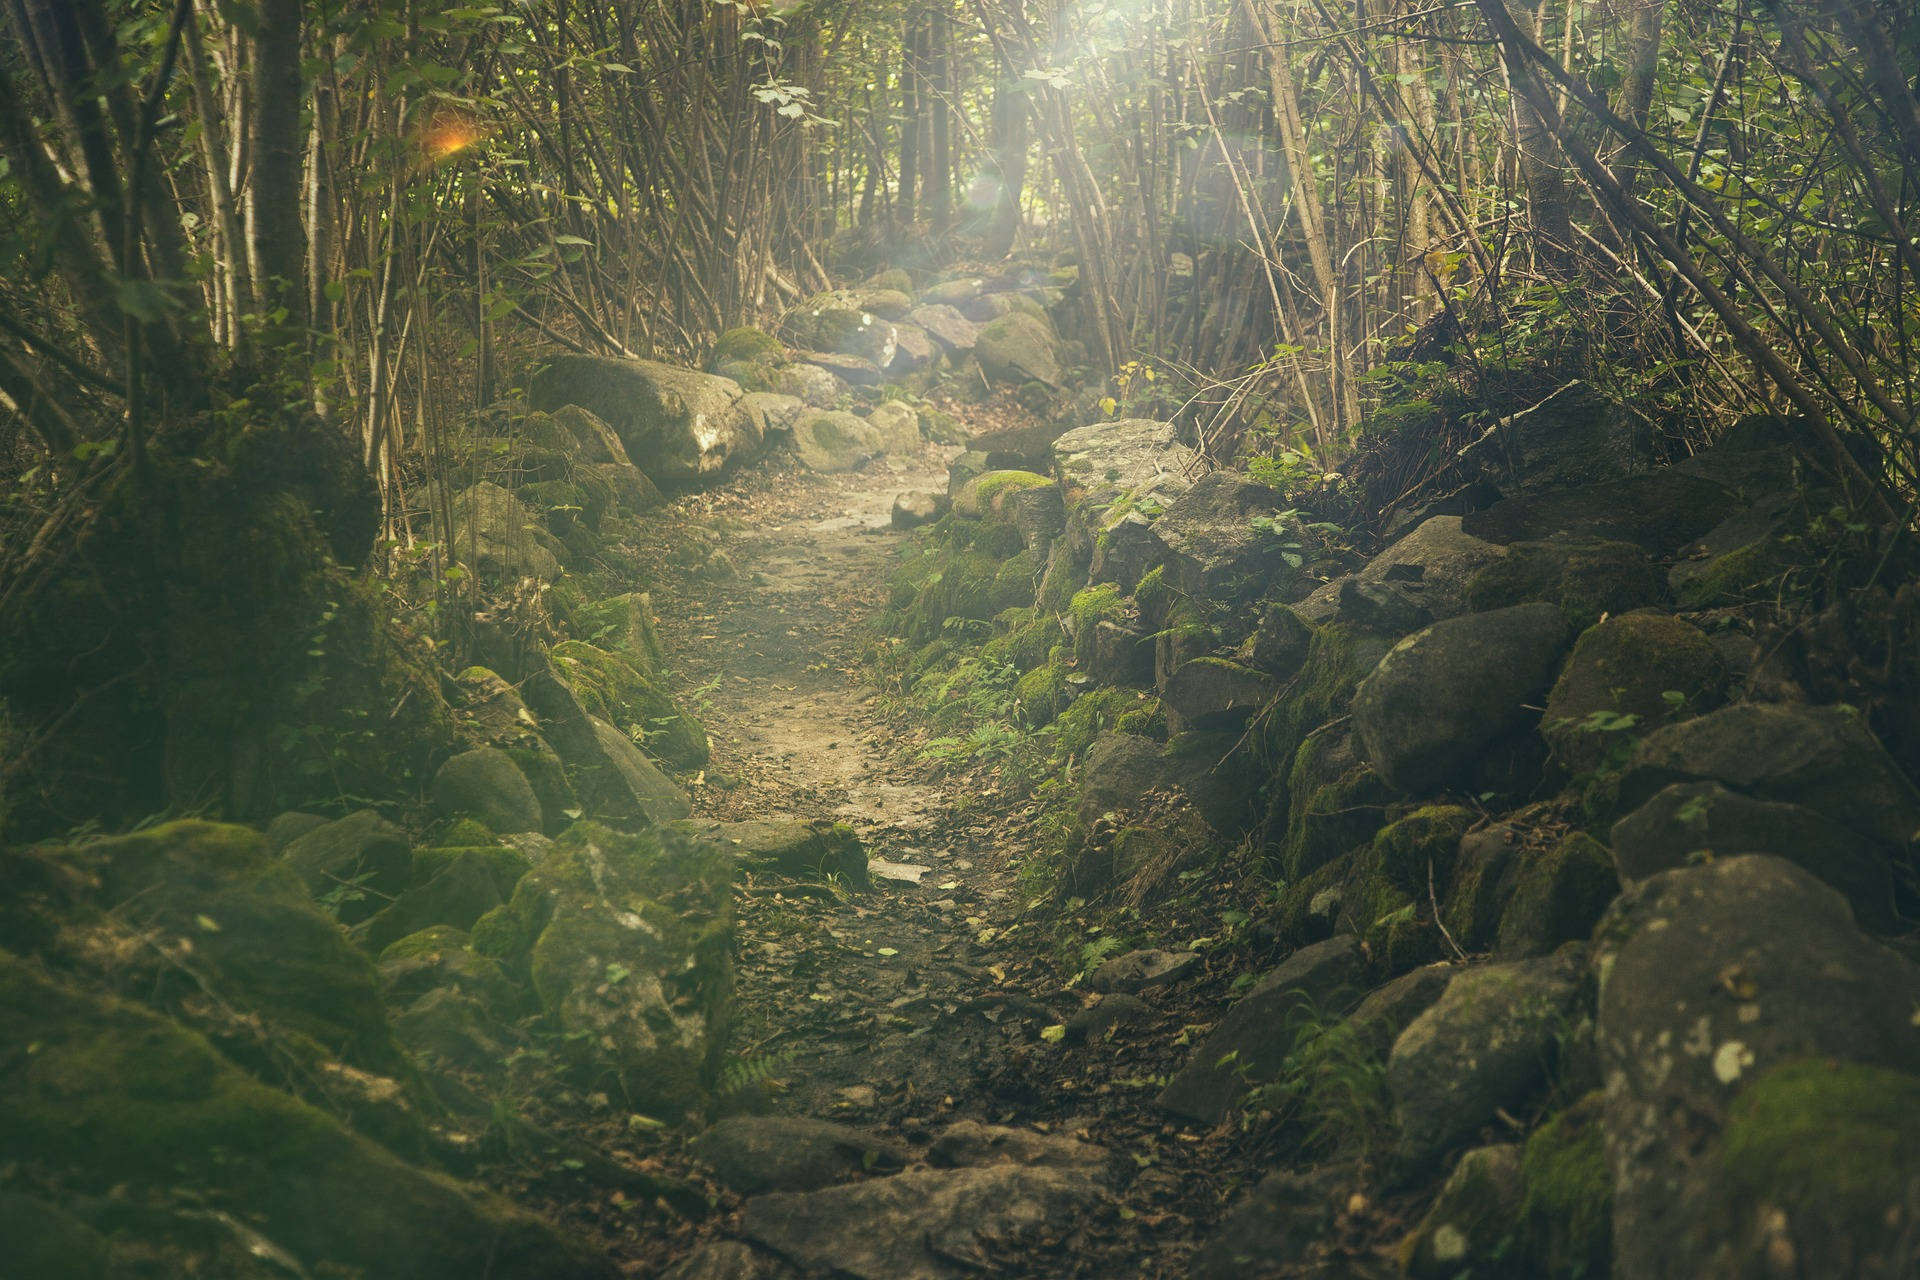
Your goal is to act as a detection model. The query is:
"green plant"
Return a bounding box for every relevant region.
[1243,1000,1395,1162]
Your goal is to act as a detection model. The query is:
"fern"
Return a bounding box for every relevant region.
[716,1046,797,1097]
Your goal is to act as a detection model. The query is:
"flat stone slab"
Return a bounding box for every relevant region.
[1087,949,1199,995]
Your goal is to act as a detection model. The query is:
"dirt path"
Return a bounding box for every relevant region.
[630,444,1252,1278]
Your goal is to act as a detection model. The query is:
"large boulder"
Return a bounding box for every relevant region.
[522,664,693,826]
[1147,472,1289,604]
[0,953,615,1280]
[528,356,755,485]
[1593,855,1920,1278]
[470,822,732,1115]
[1461,470,1740,555]
[451,481,566,584]
[1456,381,1649,492]
[692,1116,906,1196]
[791,410,884,473]
[552,640,709,770]
[1160,658,1278,732]
[672,817,868,887]
[1352,603,1574,794]
[781,292,900,367]
[1617,701,1920,848]
[1609,781,1897,930]
[907,303,980,354]
[1157,936,1365,1124]
[1541,612,1725,773]
[975,312,1063,387]
[1050,418,1196,510]
[1388,951,1585,1172]
[777,361,845,407]
[886,323,940,375]
[1465,536,1666,631]
[1296,515,1506,624]
[281,809,413,922]
[432,747,544,834]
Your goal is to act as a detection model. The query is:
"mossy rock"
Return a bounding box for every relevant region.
[468,822,732,1116]
[412,845,534,899]
[1440,824,1525,952]
[1051,687,1157,762]
[1542,611,1724,774]
[1397,1144,1526,1278]
[896,548,1012,642]
[1682,1057,1920,1277]
[1068,583,1127,664]
[0,952,612,1280]
[1464,537,1666,631]
[870,268,914,295]
[567,593,667,674]
[710,326,787,369]
[1114,701,1169,740]
[1494,832,1619,959]
[428,817,500,849]
[1518,1092,1611,1277]
[983,611,1061,672]
[952,468,1053,520]
[1373,806,1474,899]
[60,820,403,1075]
[551,640,709,770]
[1256,622,1394,780]
[377,926,519,1014]
[991,548,1042,613]
[1273,724,1393,882]
[0,1191,111,1280]
[1015,660,1073,728]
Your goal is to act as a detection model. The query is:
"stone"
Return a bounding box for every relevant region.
[588,717,694,821]
[350,850,515,955]
[1461,470,1740,555]
[791,410,884,473]
[1388,951,1584,1172]
[953,469,1054,520]
[798,350,886,386]
[922,277,984,307]
[927,1121,1108,1171]
[1493,832,1620,959]
[1542,612,1725,773]
[671,817,867,886]
[887,323,940,374]
[1345,963,1455,1058]
[552,640,709,770]
[1248,603,1313,677]
[527,356,756,486]
[777,361,845,407]
[0,954,615,1280]
[946,449,992,498]
[1339,515,1507,622]
[1087,948,1200,994]
[60,820,404,1074]
[265,809,328,852]
[891,489,947,529]
[1609,781,1897,930]
[739,1164,1100,1280]
[450,668,578,834]
[1148,472,1288,604]
[470,822,732,1116]
[974,312,1063,387]
[0,1192,112,1280]
[780,295,898,368]
[1086,620,1153,687]
[1593,855,1920,1279]
[1465,536,1666,630]
[692,1116,906,1195]
[451,481,566,583]
[906,303,980,353]
[282,809,413,922]
[377,926,518,1012]
[1666,492,1803,609]
[1062,992,1152,1044]
[1457,381,1649,492]
[735,391,807,441]
[1336,578,1433,635]
[962,291,1045,323]
[432,747,544,834]
[1439,823,1526,952]
[1351,603,1574,794]
[1618,701,1920,849]
[1049,418,1196,510]
[1160,657,1277,731]
[1157,936,1366,1124]
[1396,1144,1526,1279]
[549,404,636,465]
[1074,731,1260,837]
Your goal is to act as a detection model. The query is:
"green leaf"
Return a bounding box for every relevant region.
[1040,1024,1067,1043]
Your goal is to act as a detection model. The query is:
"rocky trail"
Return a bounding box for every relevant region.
[636,443,1229,1278]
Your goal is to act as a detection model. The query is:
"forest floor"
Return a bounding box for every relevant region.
[565,421,1407,1277]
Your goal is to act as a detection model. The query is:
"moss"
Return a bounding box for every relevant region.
[428,818,498,849]
[1519,1092,1612,1277]
[1257,622,1393,779]
[378,924,472,963]
[710,326,786,367]
[1067,582,1128,665]
[1280,762,1393,883]
[1052,688,1156,761]
[1271,850,1353,947]
[992,548,1042,613]
[1671,539,1789,610]
[983,612,1061,672]
[551,640,708,769]
[1543,611,1724,773]
[1015,660,1072,728]
[975,469,1054,501]
[1133,565,1174,629]
[1037,540,1086,614]
[1115,702,1169,740]
[59,820,404,1075]
[1373,806,1474,898]
[568,593,666,672]
[0,953,600,1280]
[411,846,533,900]
[1494,832,1620,959]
